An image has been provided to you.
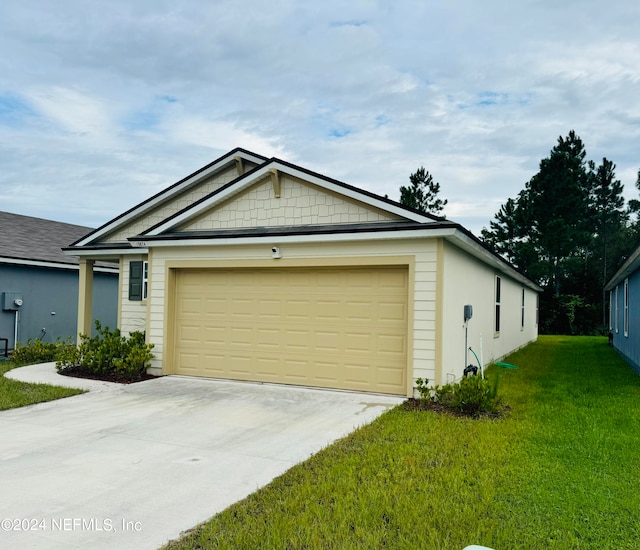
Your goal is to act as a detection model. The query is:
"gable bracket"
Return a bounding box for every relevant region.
[234,155,244,177]
[269,168,281,198]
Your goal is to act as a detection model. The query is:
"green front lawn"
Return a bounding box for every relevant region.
[0,361,85,411]
[162,336,640,549]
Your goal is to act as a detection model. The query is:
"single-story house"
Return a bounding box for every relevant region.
[605,245,640,374]
[0,211,118,352]
[64,148,540,396]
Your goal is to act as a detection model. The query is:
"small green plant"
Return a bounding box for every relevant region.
[11,338,75,366]
[56,321,155,382]
[413,374,501,417]
[448,374,500,415]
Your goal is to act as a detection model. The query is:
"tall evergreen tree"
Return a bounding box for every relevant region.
[399,166,448,216]
[588,157,627,323]
[520,130,592,295]
[480,198,519,264]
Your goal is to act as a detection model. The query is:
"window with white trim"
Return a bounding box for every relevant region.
[615,286,619,334]
[495,276,501,333]
[609,291,613,332]
[143,261,149,301]
[624,278,629,337]
[521,288,525,329]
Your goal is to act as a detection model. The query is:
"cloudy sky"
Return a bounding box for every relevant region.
[1,1,639,236]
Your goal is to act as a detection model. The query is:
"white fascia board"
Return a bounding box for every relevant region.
[0,256,118,273]
[444,230,542,291]
[135,226,539,290]
[63,247,148,257]
[139,227,457,247]
[147,161,433,236]
[74,151,264,247]
[605,245,640,290]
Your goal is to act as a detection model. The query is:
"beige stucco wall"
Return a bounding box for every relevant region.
[180,174,401,230]
[144,239,439,393]
[104,164,248,243]
[440,240,538,382]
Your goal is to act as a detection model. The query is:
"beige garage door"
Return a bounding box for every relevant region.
[172,266,408,395]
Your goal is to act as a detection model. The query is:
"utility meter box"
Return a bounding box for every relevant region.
[464,304,473,322]
[2,292,24,311]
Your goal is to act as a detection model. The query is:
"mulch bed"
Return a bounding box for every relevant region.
[59,367,160,385]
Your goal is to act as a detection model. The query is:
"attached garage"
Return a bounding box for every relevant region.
[171,266,409,395]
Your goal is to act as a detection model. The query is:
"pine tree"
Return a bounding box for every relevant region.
[520,130,592,295]
[480,198,519,264]
[399,167,448,216]
[588,158,627,325]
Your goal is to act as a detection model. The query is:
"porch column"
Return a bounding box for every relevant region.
[77,258,95,340]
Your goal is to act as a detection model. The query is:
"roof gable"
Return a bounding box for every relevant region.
[73,148,267,246]
[142,157,437,237]
[177,171,403,232]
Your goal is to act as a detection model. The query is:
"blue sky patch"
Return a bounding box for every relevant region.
[122,95,178,131]
[329,128,351,138]
[0,93,35,126]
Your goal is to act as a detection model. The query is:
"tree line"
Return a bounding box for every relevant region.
[401,131,640,335]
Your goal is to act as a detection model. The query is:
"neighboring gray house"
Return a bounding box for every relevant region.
[0,211,118,353]
[605,244,640,374]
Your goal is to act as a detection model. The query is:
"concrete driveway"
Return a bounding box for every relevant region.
[1,364,403,549]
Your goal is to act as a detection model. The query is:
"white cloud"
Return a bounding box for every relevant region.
[0,0,638,238]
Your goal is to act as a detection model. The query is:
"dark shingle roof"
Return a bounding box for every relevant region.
[0,211,95,266]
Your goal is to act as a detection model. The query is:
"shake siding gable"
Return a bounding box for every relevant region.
[178,174,401,231]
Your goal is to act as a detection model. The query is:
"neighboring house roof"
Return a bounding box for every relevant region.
[605,244,640,290]
[63,147,541,291]
[0,211,116,271]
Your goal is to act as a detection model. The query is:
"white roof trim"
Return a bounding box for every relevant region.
[146,160,433,236]
[132,227,540,291]
[605,245,640,290]
[63,247,148,258]
[74,150,266,247]
[0,256,118,273]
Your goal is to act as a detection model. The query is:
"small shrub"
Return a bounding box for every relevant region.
[11,338,75,366]
[56,320,155,382]
[448,375,500,415]
[411,374,502,417]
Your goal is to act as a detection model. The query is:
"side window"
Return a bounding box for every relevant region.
[615,286,619,334]
[521,288,525,329]
[495,276,501,333]
[624,278,629,337]
[609,291,613,332]
[143,261,149,301]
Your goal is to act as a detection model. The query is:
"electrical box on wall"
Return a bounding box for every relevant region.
[2,292,24,311]
[464,304,473,322]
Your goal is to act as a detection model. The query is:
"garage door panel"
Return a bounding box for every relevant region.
[315,300,342,321]
[378,302,407,322]
[378,334,407,354]
[173,266,408,395]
